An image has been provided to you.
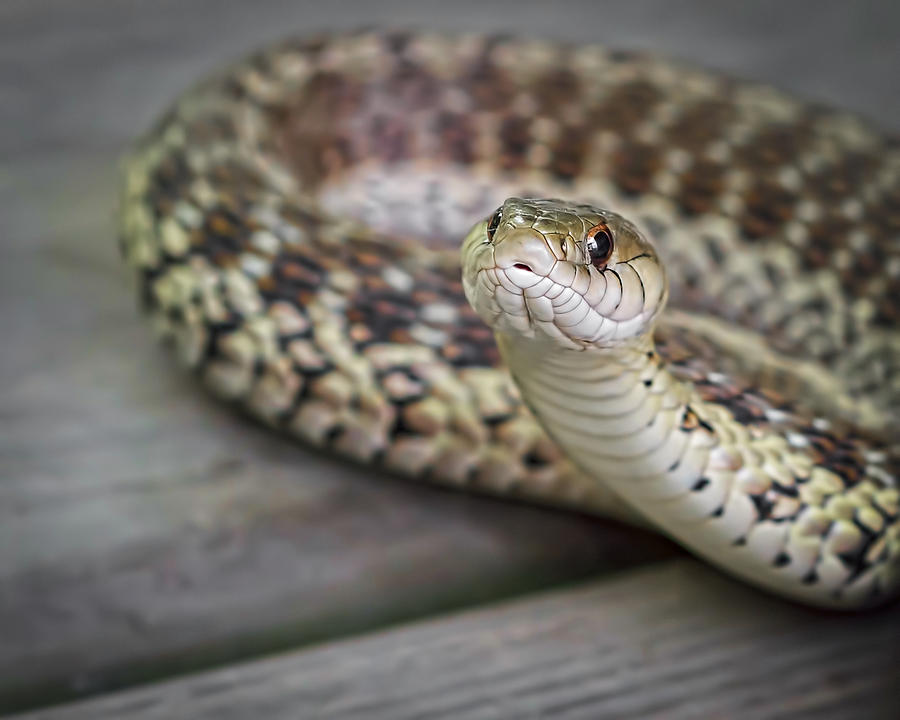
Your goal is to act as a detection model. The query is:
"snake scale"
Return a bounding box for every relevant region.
[119,31,899,608]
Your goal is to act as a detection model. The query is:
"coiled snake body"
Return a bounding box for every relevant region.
[119,31,900,608]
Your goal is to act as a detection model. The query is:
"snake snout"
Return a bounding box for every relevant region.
[493,228,556,277]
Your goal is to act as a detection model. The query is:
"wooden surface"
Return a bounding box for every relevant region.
[10,560,900,720]
[2,0,899,717]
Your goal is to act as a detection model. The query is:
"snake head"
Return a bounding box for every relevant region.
[462,197,668,349]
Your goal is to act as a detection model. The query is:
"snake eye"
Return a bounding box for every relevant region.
[585,222,614,268]
[486,207,503,241]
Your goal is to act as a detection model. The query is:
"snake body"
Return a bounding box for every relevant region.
[119,31,899,607]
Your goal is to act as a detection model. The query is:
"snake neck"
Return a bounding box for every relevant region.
[497,330,900,608]
[497,332,706,487]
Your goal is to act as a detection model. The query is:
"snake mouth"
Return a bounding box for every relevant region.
[463,199,669,349]
[471,262,591,349]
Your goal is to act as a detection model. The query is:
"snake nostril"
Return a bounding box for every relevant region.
[513,262,532,272]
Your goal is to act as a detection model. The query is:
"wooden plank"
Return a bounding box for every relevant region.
[3,0,900,715]
[11,559,899,720]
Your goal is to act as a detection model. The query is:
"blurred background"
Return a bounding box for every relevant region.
[1,1,898,717]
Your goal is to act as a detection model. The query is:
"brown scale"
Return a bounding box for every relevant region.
[274,71,364,187]
[801,215,846,269]
[675,159,727,216]
[805,426,900,497]
[331,268,423,349]
[498,115,533,170]
[210,160,268,197]
[850,237,884,277]
[874,186,900,234]
[305,71,366,119]
[460,52,517,113]
[665,98,735,151]
[812,440,866,486]
[386,56,443,109]
[808,152,879,202]
[435,111,477,165]
[448,309,502,366]
[271,253,324,296]
[204,203,270,271]
[679,406,713,433]
[316,134,358,187]
[875,276,900,326]
[611,140,664,195]
[533,67,582,111]
[589,80,661,134]
[148,151,193,213]
[862,190,900,327]
[549,124,591,181]
[736,122,811,171]
[279,203,323,238]
[183,113,241,146]
[739,179,797,240]
[256,214,329,299]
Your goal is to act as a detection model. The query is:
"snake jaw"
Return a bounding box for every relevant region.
[463,198,668,349]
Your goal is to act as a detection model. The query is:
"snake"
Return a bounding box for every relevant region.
[118,30,899,609]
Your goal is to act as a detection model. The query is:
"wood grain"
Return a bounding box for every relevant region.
[11,560,899,720]
[2,0,899,716]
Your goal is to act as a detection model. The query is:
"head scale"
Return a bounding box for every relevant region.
[462,197,667,349]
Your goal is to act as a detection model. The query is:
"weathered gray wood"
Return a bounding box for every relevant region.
[11,559,899,720]
[2,0,899,716]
